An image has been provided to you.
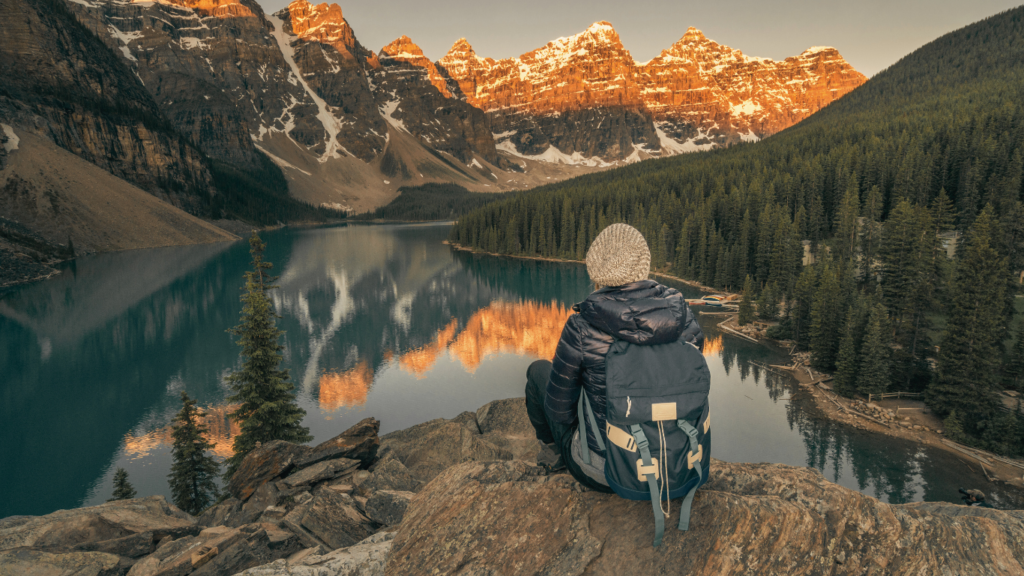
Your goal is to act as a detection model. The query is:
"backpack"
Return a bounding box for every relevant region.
[578,337,712,547]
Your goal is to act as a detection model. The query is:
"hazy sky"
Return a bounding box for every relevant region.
[256,0,1023,77]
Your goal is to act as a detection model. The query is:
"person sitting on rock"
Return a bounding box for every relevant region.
[525,223,705,489]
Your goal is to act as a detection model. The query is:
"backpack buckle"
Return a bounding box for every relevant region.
[687,445,704,469]
[637,458,660,481]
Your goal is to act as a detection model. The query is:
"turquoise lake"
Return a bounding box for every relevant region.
[1,222,1019,518]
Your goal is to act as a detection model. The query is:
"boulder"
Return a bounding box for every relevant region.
[298,490,376,551]
[363,491,414,527]
[354,459,421,496]
[0,548,125,576]
[196,498,242,528]
[72,528,164,557]
[377,418,512,485]
[281,459,360,489]
[229,441,313,501]
[234,532,394,576]
[0,496,195,552]
[190,527,276,576]
[280,504,327,551]
[126,526,245,576]
[476,397,544,461]
[450,411,481,434]
[295,419,380,470]
[386,460,1024,575]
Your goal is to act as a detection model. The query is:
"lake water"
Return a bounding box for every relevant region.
[1,223,1019,518]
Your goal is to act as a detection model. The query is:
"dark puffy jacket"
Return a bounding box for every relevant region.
[544,279,705,455]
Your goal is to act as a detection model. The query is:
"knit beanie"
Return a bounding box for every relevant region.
[585,223,651,287]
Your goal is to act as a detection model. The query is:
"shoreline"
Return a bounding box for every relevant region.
[716,311,1024,489]
[446,240,1024,492]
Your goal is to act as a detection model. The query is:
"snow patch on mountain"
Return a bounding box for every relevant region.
[254,143,312,175]
[269,12,352,161]
[379,99,408,133]
[2,124,20,152]
[496,140,611,167]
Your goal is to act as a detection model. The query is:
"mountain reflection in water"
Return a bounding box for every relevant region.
[1,223,1019,518]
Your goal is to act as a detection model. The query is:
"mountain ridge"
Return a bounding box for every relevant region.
[4,0,866,219]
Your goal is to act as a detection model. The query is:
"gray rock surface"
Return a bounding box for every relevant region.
[294,419,380,470]
[234,532,394,576]
[376,418,512,486]
[298,490,376,551]
[387,459,1024,575]
[229,441,313,501]
[354,459,420,496]
[363,491,414,527]
[282,459,359,489]
[0,547,125,576]
[0,496,195,552]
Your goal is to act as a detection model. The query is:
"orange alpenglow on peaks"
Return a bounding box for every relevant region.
[437,21,866,140]
[131,0,255,18]
[438,21,644,114]
[380,36,453,98]
[284,0,362,62]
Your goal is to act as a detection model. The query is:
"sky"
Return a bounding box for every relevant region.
[255,0,1024,77]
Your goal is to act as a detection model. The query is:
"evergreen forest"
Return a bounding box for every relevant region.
[450,7,1024,456]
[353,183,505,222]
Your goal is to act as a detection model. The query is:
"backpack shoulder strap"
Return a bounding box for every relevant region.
[676,419,704,531]
[576,390,606,465]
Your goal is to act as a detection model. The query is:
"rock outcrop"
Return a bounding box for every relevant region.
[386,459,1024,575]
[9,399,1013,576]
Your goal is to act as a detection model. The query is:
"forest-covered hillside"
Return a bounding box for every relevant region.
[450,7,1024,455]
[352,184,504,221]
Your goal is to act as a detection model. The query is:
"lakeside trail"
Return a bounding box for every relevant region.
[4,399,1023,576]
[447,241,1024,492]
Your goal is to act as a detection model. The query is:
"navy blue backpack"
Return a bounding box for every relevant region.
[578,337,712,547]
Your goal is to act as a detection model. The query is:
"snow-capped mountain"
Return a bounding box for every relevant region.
[439,23,866,159]
[32,0,865,212]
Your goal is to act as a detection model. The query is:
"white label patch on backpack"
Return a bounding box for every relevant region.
[651,402,677,421]
[626,396,632,417]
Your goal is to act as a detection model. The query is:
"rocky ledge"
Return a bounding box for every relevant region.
[2,398,1022,575]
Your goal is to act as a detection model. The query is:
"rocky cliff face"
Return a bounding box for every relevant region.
[439,22,866,160]
[638,28,867,148]
[438,23,660,163]
[373,36,499,165]
[0,0,214,213]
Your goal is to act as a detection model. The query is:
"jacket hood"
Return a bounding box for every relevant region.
[576,280,688,345]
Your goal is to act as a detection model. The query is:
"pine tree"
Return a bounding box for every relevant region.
[1005,321,1024,391]
[856,304,892,397]
[809,259,845,371]
[109,468,136,501]
[791,265,818,351]
[757,281,780,321]
[927,207,1010,429]
[738,275,755,326]
[224,233,312,480]
[943,410,968,444]
[833,298,868,397]
[169,392,221,515]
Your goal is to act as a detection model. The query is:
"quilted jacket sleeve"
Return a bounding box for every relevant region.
[680,302,705,351]
[544,314,585,424]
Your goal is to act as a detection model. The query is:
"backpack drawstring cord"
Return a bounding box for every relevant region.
[657,421,670,518]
